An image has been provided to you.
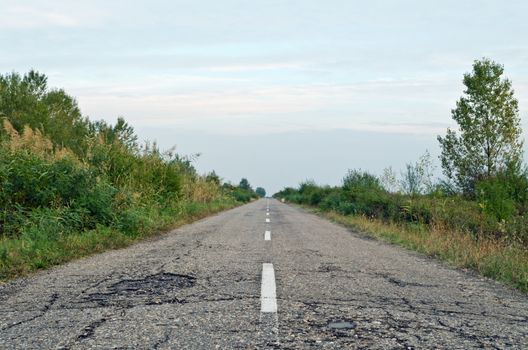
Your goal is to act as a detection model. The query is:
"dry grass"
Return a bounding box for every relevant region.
[3,120,79,162]
[4,120,52,153]
[318,210,528,293]
[183,177,220,203]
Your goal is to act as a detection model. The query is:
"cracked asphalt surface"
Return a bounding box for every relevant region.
[1,199,527,349]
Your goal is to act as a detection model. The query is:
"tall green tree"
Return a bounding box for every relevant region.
[437,58,523,195]
[239,178,251,191]
[255,187,266,197]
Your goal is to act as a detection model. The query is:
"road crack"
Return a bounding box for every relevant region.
[0,292,59,331]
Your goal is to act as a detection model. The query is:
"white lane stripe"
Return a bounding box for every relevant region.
[266,212,270,216]
[265,230,271,241]
[261,263,277,313]
[266,218,270,223]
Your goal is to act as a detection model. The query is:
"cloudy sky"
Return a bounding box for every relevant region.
[2,0,527,194]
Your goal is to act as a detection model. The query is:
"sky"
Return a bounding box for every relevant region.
[1,0,528,194]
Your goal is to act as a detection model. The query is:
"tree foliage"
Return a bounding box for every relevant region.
[255,187,266,197]
[380,166,399,193]
[400,151,435,195]
[239,178,252,191]
[0,70,91,156]
[438,58,523,195]
[342,169,383,192]
[205,170,221,185]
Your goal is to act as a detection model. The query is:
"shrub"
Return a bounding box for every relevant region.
[274,167,528,244]
[400,198,432,225]
[342,170,383,192]
[0,150,94,209]
[340,170,395,218]
[71,181,118,228]
[476,177,516,222]
[319,189,344,212]
[232,188,252,203]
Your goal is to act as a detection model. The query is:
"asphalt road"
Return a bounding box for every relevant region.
[1,199,527,349]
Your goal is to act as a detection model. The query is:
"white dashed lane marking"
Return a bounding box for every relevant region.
[261,263,277,312]
[260,202,278,343]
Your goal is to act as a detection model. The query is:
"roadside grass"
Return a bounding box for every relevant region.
[0,199,240,282]
[303,207,528,293]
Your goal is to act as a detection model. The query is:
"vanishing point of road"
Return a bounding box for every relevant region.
[1,199,527,349]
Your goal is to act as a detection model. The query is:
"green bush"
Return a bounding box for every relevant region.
[340,170,395,219]
[275,167,528,244]
[0,151,95,209]
[72,181,118,228]
[319,189,344,212]
[400,198,433,225]
[342,169,383,192]
[476,177,517,222]
[231,188,252,203]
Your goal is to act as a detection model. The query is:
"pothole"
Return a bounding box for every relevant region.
[327,320,357,338]
[328,321,356,330]
[318,263,342,273]
[85,272,196,307]
[110,272,195,296]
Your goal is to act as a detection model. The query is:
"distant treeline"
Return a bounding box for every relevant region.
[0,70,260,279]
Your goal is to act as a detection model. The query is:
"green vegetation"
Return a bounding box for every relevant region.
[274,59,528,292]
[0,70,255,281]
[255,187,266,198]
[218,178,258,203]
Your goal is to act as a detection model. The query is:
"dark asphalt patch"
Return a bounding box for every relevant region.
[328,321,356,330]
[110,272,195,296]
[85,272,195,307]
[326,319,357,339]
